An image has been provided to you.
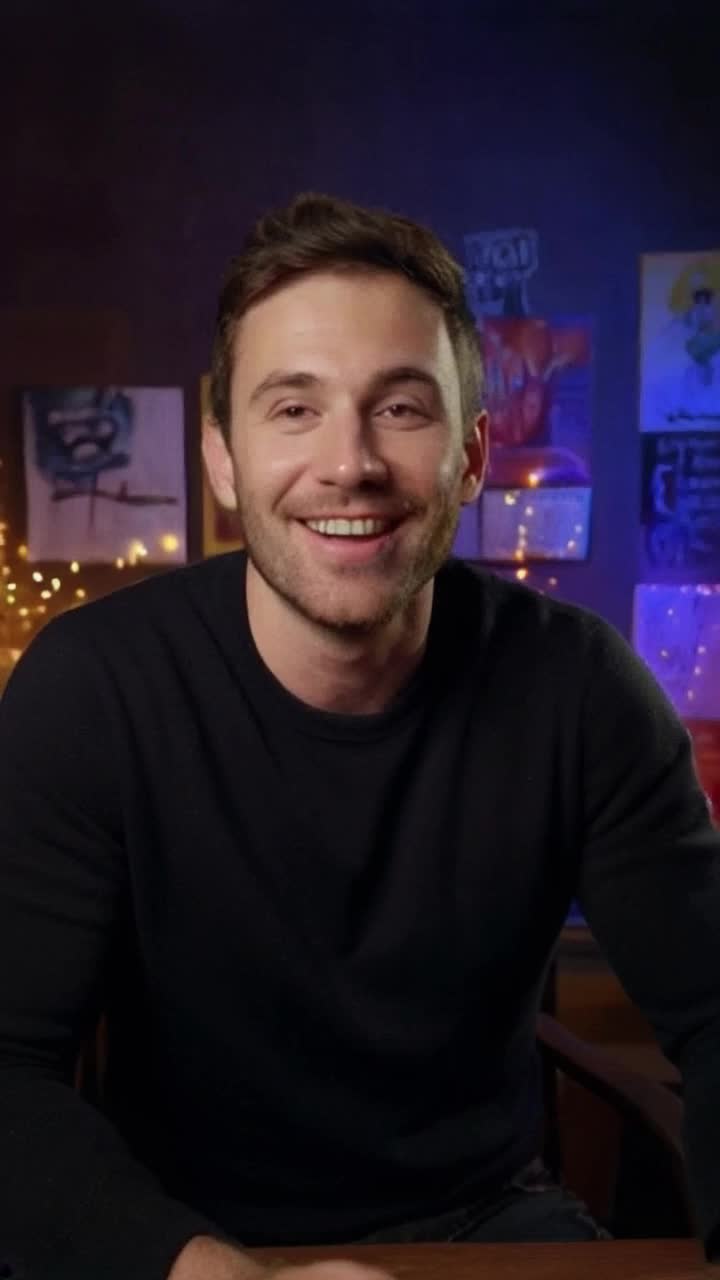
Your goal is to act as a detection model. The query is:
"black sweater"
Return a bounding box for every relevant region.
[1,554,719,1279]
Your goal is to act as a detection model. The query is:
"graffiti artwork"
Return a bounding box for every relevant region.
[23,387,186,563]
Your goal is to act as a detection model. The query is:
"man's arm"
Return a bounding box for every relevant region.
[0,622,399,1280]
[576,618,720,1257]
[0,620,229,1279]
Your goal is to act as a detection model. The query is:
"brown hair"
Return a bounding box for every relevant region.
[209,193,483,440]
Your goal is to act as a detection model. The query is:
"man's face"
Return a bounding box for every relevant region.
[206,269,485,634]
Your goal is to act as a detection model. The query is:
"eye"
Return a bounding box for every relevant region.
[378,402,426,422]
[271,403,317,425]
[279,404,310,418]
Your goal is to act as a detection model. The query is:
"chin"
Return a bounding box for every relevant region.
[300,597,398,635]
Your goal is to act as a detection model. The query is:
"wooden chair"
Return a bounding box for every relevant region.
[537,1011,692,1239]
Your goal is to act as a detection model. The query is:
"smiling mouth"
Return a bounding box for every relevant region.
[302,517,396,538]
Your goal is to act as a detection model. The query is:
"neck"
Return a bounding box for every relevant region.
[245,563,434,714]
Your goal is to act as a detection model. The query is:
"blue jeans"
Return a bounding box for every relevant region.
[354,1159,611,1243]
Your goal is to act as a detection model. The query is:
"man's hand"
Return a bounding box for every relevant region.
[269,1264,395,1280]
[169,1235,395,1280]
[169,1236,262,1279]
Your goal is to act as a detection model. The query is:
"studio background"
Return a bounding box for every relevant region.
[1,0,717,639]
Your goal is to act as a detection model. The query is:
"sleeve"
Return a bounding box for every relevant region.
[575,618,720,1258]
[0,619,227,1280]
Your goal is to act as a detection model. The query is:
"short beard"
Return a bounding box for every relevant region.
[238,480,463,637]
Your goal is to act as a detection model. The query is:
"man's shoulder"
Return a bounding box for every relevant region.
[438,557,609,654]
[17,553,244,674]
[435,560,639,723]
[54,553,237,631]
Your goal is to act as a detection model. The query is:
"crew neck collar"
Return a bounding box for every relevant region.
[232,554,444,741]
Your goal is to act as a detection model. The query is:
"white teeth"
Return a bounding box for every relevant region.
[305,517,389,537]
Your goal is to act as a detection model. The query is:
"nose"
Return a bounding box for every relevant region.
[312,406,389,489]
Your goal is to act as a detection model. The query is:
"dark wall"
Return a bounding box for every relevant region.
[2,0,718,634]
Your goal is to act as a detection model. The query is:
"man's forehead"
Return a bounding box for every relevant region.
[231,269,452,368]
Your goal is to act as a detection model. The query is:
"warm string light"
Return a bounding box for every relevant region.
[514,485,583,563]
[0,532,94,660]
[0,467,182,684]
[509,566,561,591]
[501,474,577,590]
[0,456,181,686]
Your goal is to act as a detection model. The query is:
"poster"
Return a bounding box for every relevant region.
[641,431,720,573]
[639,251,720,433]
[479,486,591,562]
[685,719,720,825]
[22,387,186,564]
[481,316,592,490]
[464,227,539,319]
[633,583,720,721]
[200,374,244,557]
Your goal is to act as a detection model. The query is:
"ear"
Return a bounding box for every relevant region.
[202,417,238,511]
[460,410,489,504]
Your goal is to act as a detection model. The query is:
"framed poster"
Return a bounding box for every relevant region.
[200,374,244,557]
[22,387,186,564]
[639,251,720,433]
[641,431,720,574]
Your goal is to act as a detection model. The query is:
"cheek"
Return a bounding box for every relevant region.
[399,444,463,498]
[435,438,466,491]
[236,436,308,495]
[387,429,461,483]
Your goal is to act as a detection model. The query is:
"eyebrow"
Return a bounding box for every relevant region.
[248,370,320,405]
[370,366,442,398]
[248,365,442,406]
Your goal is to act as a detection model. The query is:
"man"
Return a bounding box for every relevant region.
[1,194,719,1280]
